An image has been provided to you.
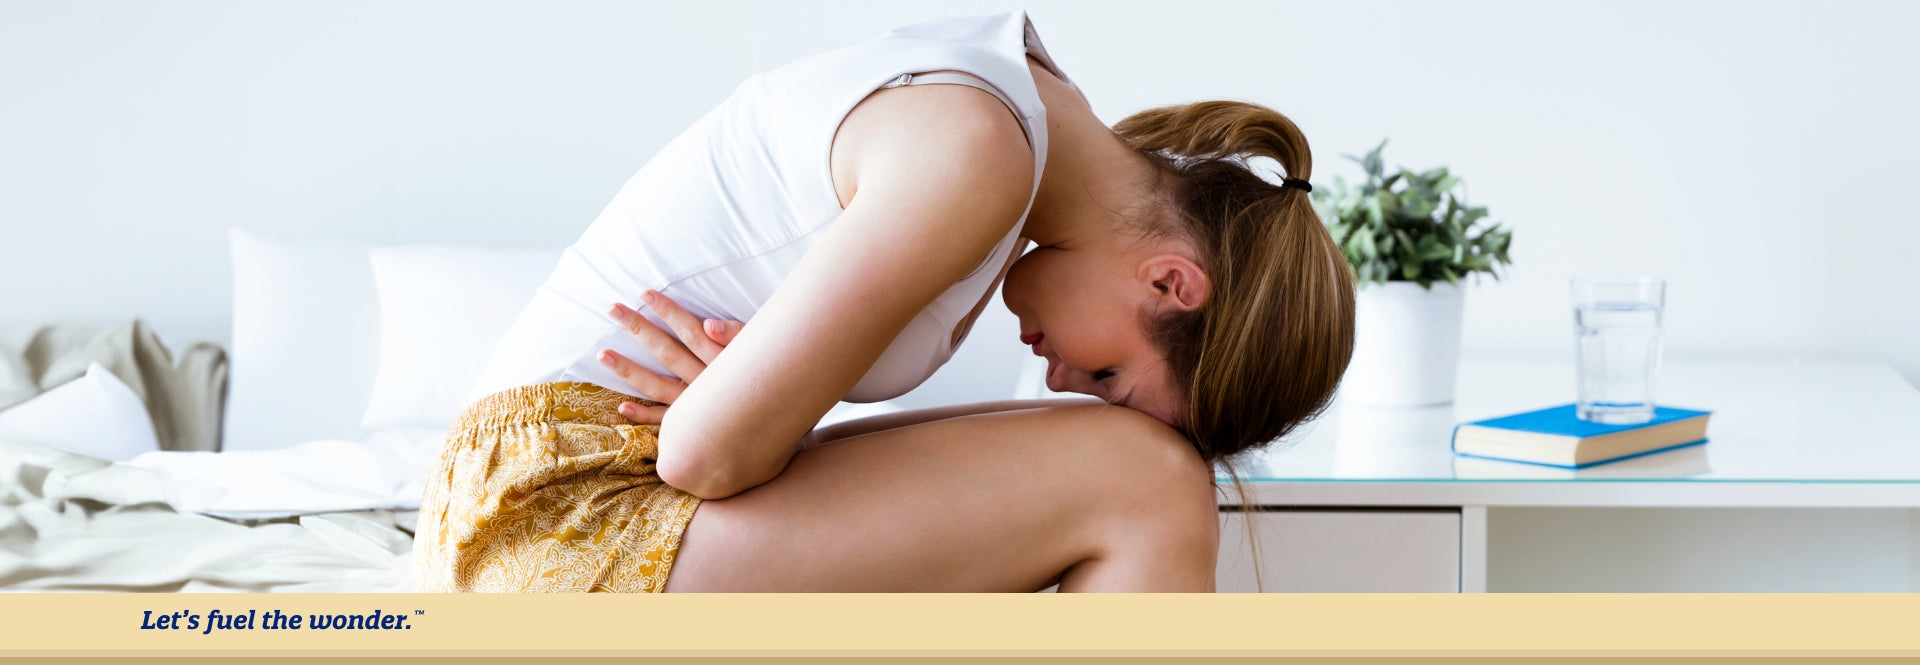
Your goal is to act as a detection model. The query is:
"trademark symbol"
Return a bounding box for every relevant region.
[414,609,426,616]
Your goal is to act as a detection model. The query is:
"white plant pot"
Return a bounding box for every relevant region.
[1339,280,1465,407]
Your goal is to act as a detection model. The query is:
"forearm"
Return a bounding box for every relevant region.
[805,397,1102,447]
[656,379,823,500]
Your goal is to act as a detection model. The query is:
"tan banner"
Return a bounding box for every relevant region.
[2,593,1919,658]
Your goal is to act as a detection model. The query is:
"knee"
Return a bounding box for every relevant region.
[1058,405,1219,519]
[1068,405,1212,482]
[1056,406,1221,568]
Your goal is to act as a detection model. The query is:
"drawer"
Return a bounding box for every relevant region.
[1217,509,1461,592]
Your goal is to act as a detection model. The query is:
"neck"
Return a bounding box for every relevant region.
[1021,70,1152,249]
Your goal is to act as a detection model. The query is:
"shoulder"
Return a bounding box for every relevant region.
[829,74,1034,216]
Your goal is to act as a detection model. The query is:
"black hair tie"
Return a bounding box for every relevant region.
[1280,177,1313,193]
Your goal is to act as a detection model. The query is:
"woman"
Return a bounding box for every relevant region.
[413,10,1353,592]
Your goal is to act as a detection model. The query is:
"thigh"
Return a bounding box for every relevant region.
[659,404,1217,592]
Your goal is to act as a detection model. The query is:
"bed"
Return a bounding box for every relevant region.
[0,229,919,593]
[0,232,541,593]
[0,436,416,592]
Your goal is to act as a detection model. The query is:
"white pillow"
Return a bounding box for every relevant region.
[361,246,560,430]
[0,362,160,461]
[225,228,381,451]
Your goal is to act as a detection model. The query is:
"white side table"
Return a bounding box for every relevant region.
[1214,357,1920,592]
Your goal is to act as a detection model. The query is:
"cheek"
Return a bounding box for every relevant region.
[1006,250,1141,364]
[1056,315,1135,366]
[1001,256,1039,311]
[1046,292,1142,371]
[1003,250,1074,317]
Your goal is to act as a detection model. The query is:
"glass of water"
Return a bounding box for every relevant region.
[1571,275,1666,424]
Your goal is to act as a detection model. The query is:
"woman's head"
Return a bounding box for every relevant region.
[1002,100,1355,462]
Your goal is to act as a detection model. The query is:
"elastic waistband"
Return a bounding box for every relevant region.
[455,382,658,432]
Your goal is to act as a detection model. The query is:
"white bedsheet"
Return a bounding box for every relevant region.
[1,438,414,592]
[127,429,443,520]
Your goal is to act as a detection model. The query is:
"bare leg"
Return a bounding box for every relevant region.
[660,404,1220,592]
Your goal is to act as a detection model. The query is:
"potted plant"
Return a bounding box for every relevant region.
[1313,140,1513,406]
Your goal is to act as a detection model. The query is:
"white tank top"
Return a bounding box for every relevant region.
[471,10,1079,403]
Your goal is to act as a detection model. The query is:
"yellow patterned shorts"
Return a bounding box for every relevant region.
[411,382,702,592]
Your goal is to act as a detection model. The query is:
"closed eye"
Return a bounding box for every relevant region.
[1091,368,1122,406]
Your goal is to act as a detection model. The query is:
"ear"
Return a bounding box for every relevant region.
[1137,254,1209,312]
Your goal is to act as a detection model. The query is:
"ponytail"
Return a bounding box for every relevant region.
[1112,100,1354,462]
[1114,100,1314,189]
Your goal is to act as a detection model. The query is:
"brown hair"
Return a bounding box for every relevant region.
[1113,100,1356,463]
[1115,101,1354,591]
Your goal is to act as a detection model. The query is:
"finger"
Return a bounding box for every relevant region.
[597,349,687,403]
[617,401,671,425]
[704,319,745,346]
[608,303,707,382]
[640,290,724,364]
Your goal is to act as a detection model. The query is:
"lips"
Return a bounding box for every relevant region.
[1021,332,1044,356]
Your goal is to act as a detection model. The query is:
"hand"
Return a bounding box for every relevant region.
[598,289,745,425]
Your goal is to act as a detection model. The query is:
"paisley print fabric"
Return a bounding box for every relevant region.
[412,382,701,592]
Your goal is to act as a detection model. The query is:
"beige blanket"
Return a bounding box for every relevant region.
[0,319,226,452]
[0,438,414,592]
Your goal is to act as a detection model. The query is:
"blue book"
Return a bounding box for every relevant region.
[1450,404,1712,470]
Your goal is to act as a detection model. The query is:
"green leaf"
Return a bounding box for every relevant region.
[1327,139,1514,289]
[1373,190,1399,217]
[1362,142,1384,178]
[1402,191,1437,218]
[1327,223,1351,247]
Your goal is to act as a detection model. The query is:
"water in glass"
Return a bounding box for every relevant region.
[1571,275,1666,424]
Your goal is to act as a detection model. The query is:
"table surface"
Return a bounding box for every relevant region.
[1214,357,1920,503]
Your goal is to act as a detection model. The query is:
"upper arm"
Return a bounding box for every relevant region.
[656,84,1035,499]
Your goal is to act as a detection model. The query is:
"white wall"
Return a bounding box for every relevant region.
[3,0,1917,408]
